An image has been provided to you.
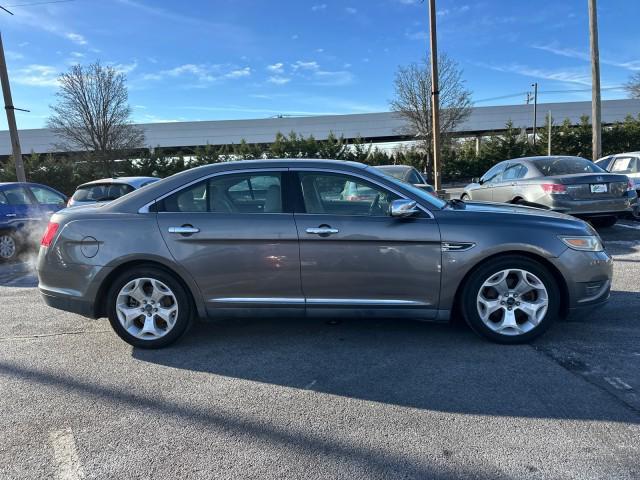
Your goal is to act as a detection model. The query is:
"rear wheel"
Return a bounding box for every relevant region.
[0,232,18,262]
[461,256,560,344]
[589,216,617,228]
[106,267,193,348]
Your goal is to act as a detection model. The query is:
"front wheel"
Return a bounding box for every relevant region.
[106,267,193,348]
[0,232,18,262]
[461,256,560,344]
[460,193,470,201]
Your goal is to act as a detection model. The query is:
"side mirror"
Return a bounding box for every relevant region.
[472,177,482,184]
[390,199,419,218]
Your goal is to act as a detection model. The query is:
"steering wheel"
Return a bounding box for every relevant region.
[369,194,381,216]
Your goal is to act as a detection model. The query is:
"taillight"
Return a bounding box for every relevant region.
[41,222,59,247]
[541,183,567,194]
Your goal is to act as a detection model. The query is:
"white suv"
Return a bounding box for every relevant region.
[596,152,640,220]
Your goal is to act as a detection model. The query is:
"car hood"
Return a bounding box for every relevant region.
[457,200,576,220]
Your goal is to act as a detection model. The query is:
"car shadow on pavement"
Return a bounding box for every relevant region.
[132,294,640,424]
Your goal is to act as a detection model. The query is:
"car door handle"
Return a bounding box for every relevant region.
[306,227,339,235]
[168,226,200,235]
[5,213,16,217]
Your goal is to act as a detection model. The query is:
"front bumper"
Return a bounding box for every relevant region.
[551,247,613,315]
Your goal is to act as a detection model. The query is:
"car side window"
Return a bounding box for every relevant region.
[482,163,505,184]
[3,187,33,205]
[29,186,66,205]
[502,164,522,181]
[299,172,399,216]
[610,157,638,174]
[406,169,422,184]
[160,173,283,214]
[0,192,8,206]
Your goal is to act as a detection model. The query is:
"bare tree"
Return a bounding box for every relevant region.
[626,72,640,99]
[390,54,472,176]
[48,62,144,176]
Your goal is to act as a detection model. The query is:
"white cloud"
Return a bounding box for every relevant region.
[345,7,357,14]
[6,51,24,61]
[532,43,640,72]
[311,4,327,11]
[268,75,291,85]
[477,62,591,86]
[225,67,251,78]
[65,33,87,45]
[267,62,284,74]
[405,30,428,41]
[141,63,251,83]
[313,70,354,86]
[70,52,85,58]
[292,61,320,71]
[112,61,138,74]
[12,64,59,87]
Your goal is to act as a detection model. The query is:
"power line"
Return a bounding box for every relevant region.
[5,0,74,7]
[474,85,626,104]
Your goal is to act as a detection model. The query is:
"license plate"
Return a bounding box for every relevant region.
[590,183,608,193]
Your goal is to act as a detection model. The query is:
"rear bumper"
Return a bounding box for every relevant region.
[40,288,97,318]
[546,192,637,216]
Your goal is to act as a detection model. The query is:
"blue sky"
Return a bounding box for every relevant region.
[0,0,638,129]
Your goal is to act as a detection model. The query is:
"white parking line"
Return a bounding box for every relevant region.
[615,223,640,230]
[604,377,633,391]
[49,428,85,480]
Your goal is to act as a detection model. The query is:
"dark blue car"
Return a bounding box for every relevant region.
[0,182,67,261]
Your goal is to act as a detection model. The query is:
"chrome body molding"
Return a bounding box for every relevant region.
[441,242,476,252]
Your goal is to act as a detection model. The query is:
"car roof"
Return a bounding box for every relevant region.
[513,156,587,163]
[376,165,414,171]
[99,159,370,214]
[0,181,63,192]
[77,176,160,189]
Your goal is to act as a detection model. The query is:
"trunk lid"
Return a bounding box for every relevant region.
[552,173,629,199]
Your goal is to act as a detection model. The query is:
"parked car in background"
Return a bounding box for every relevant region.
[375,165,437,196]
[596,152,640,220]
[38,159,612,349]
[68,176,160,207]
[0,182,67,261]
[461,156,637,227]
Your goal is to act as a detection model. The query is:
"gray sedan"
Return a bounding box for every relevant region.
[462,156,637,227]
[37,159,612,348]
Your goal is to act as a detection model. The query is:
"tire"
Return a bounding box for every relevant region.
[631,203,640,221]
[0,232,19,262]
[460,193,470,201]
[106,266,193,348]
[589,216,617,228]
[461,255,560,344]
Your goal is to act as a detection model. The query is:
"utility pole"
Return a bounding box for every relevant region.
[588,0,601,161]
[547,110,552,156]
[0,31,26,182]
[531,82,538,146]
[427,0,441,191]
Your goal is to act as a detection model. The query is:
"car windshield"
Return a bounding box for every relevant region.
[368,167,446,208]
[72,183,134,202]
[377,166,408,180]
[532,157,606,176]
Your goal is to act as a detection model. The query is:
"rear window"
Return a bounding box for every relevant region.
[532,157,606,176]
[72,183,134,202]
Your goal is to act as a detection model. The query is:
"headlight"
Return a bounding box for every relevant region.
[560,235,603,252]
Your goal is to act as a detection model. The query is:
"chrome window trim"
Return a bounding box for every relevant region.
[294,167,435,219]
[138,167,289,214]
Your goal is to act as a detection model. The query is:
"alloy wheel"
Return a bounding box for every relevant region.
[0,234,16,260]
[476,268,548,336]
[116,277,179,340]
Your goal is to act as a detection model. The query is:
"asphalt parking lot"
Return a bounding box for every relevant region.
[1,220,639,479]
